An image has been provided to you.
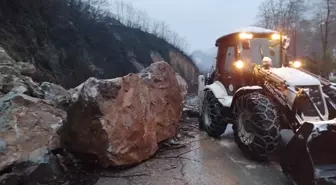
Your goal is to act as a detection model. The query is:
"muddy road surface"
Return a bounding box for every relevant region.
[94,116,291,185]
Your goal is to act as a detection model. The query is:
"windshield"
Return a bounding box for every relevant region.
[240,38,282,68]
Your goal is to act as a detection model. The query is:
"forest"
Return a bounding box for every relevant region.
[256,0,336,76]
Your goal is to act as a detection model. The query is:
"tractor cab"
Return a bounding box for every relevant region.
[198,26,336,185]
[211,27,291,94]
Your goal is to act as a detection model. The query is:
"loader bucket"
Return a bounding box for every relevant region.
[280,121,336,185]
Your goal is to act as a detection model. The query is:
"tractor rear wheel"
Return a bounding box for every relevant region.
[232,92,280,161]
[199,91,227,138]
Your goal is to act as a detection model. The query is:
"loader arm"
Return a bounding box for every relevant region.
[253,65,289,107]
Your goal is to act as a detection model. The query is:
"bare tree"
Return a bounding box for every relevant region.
[256,0,336,75]
[109,0,189,52]
[312,0,336,74]
[150,20,161,36]
[169,31,180,46]
[124,3,135,27]
[110,0,125,22]
[139,11,150,32]
[157,21,169,39]
[257,0,305,33]
[256,0,306,57]
[318,0,334,60]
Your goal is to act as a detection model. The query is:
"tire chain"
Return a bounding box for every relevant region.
[233,92,280,160]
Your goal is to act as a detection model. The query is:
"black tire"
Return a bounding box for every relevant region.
[232,92,280,161]
[199,91,228,137]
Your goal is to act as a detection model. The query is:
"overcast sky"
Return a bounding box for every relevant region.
[120,0,264,52]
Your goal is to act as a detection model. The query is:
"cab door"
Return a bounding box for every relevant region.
[216,43,237,95]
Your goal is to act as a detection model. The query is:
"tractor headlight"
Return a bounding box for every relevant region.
[271,33,281,40]
[271,33,287,40]
[290,60,302,68]
[234,60,244,69]
[239,32,253,39]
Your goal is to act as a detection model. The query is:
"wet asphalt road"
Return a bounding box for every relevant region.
[95,117,291,185]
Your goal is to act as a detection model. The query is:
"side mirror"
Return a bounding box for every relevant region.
[259,46,264,59]
[269,47,275,56]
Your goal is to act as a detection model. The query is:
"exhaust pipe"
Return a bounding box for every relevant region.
[280,121,336,185]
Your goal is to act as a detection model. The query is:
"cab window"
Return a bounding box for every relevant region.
[224,46,235,71]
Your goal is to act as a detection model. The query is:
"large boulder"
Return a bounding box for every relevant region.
[0,92,66,172]
[61,61,187,167]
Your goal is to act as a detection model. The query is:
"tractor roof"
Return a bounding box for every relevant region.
[216,26,278,45]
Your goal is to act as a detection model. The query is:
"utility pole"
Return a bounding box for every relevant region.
[280,31,284,66]
[293,26,297,59]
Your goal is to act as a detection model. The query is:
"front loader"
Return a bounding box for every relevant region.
[198,26,336,185]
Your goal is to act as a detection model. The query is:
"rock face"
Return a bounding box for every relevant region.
[0,47,44,98]
[0,93,66,171]
[61,61,187,167]
[0,47,69,185]
[0,0,199,90]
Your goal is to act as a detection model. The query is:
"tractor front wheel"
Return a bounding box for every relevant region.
[232,92,280,161]
[199,91,228,138]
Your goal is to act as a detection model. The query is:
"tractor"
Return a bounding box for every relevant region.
[198,26,336,185]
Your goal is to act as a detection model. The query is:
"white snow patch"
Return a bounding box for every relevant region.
[307,119,336,142]
[226,154,249,165]
[50,117,63,131]
[185,95,199,107]
[269,67,320,86]
[219,140,235,148]
[222,26,277,37]
[13,123,21,139]
[312,119,336,131]
[87,86,98,98]
[245,165,257,169]
[223,125,234,136]
[105,77,121,83]
[237,86,262,91]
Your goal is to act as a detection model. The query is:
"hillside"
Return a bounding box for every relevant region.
[0,0,199,91]
[191,48,216,74]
